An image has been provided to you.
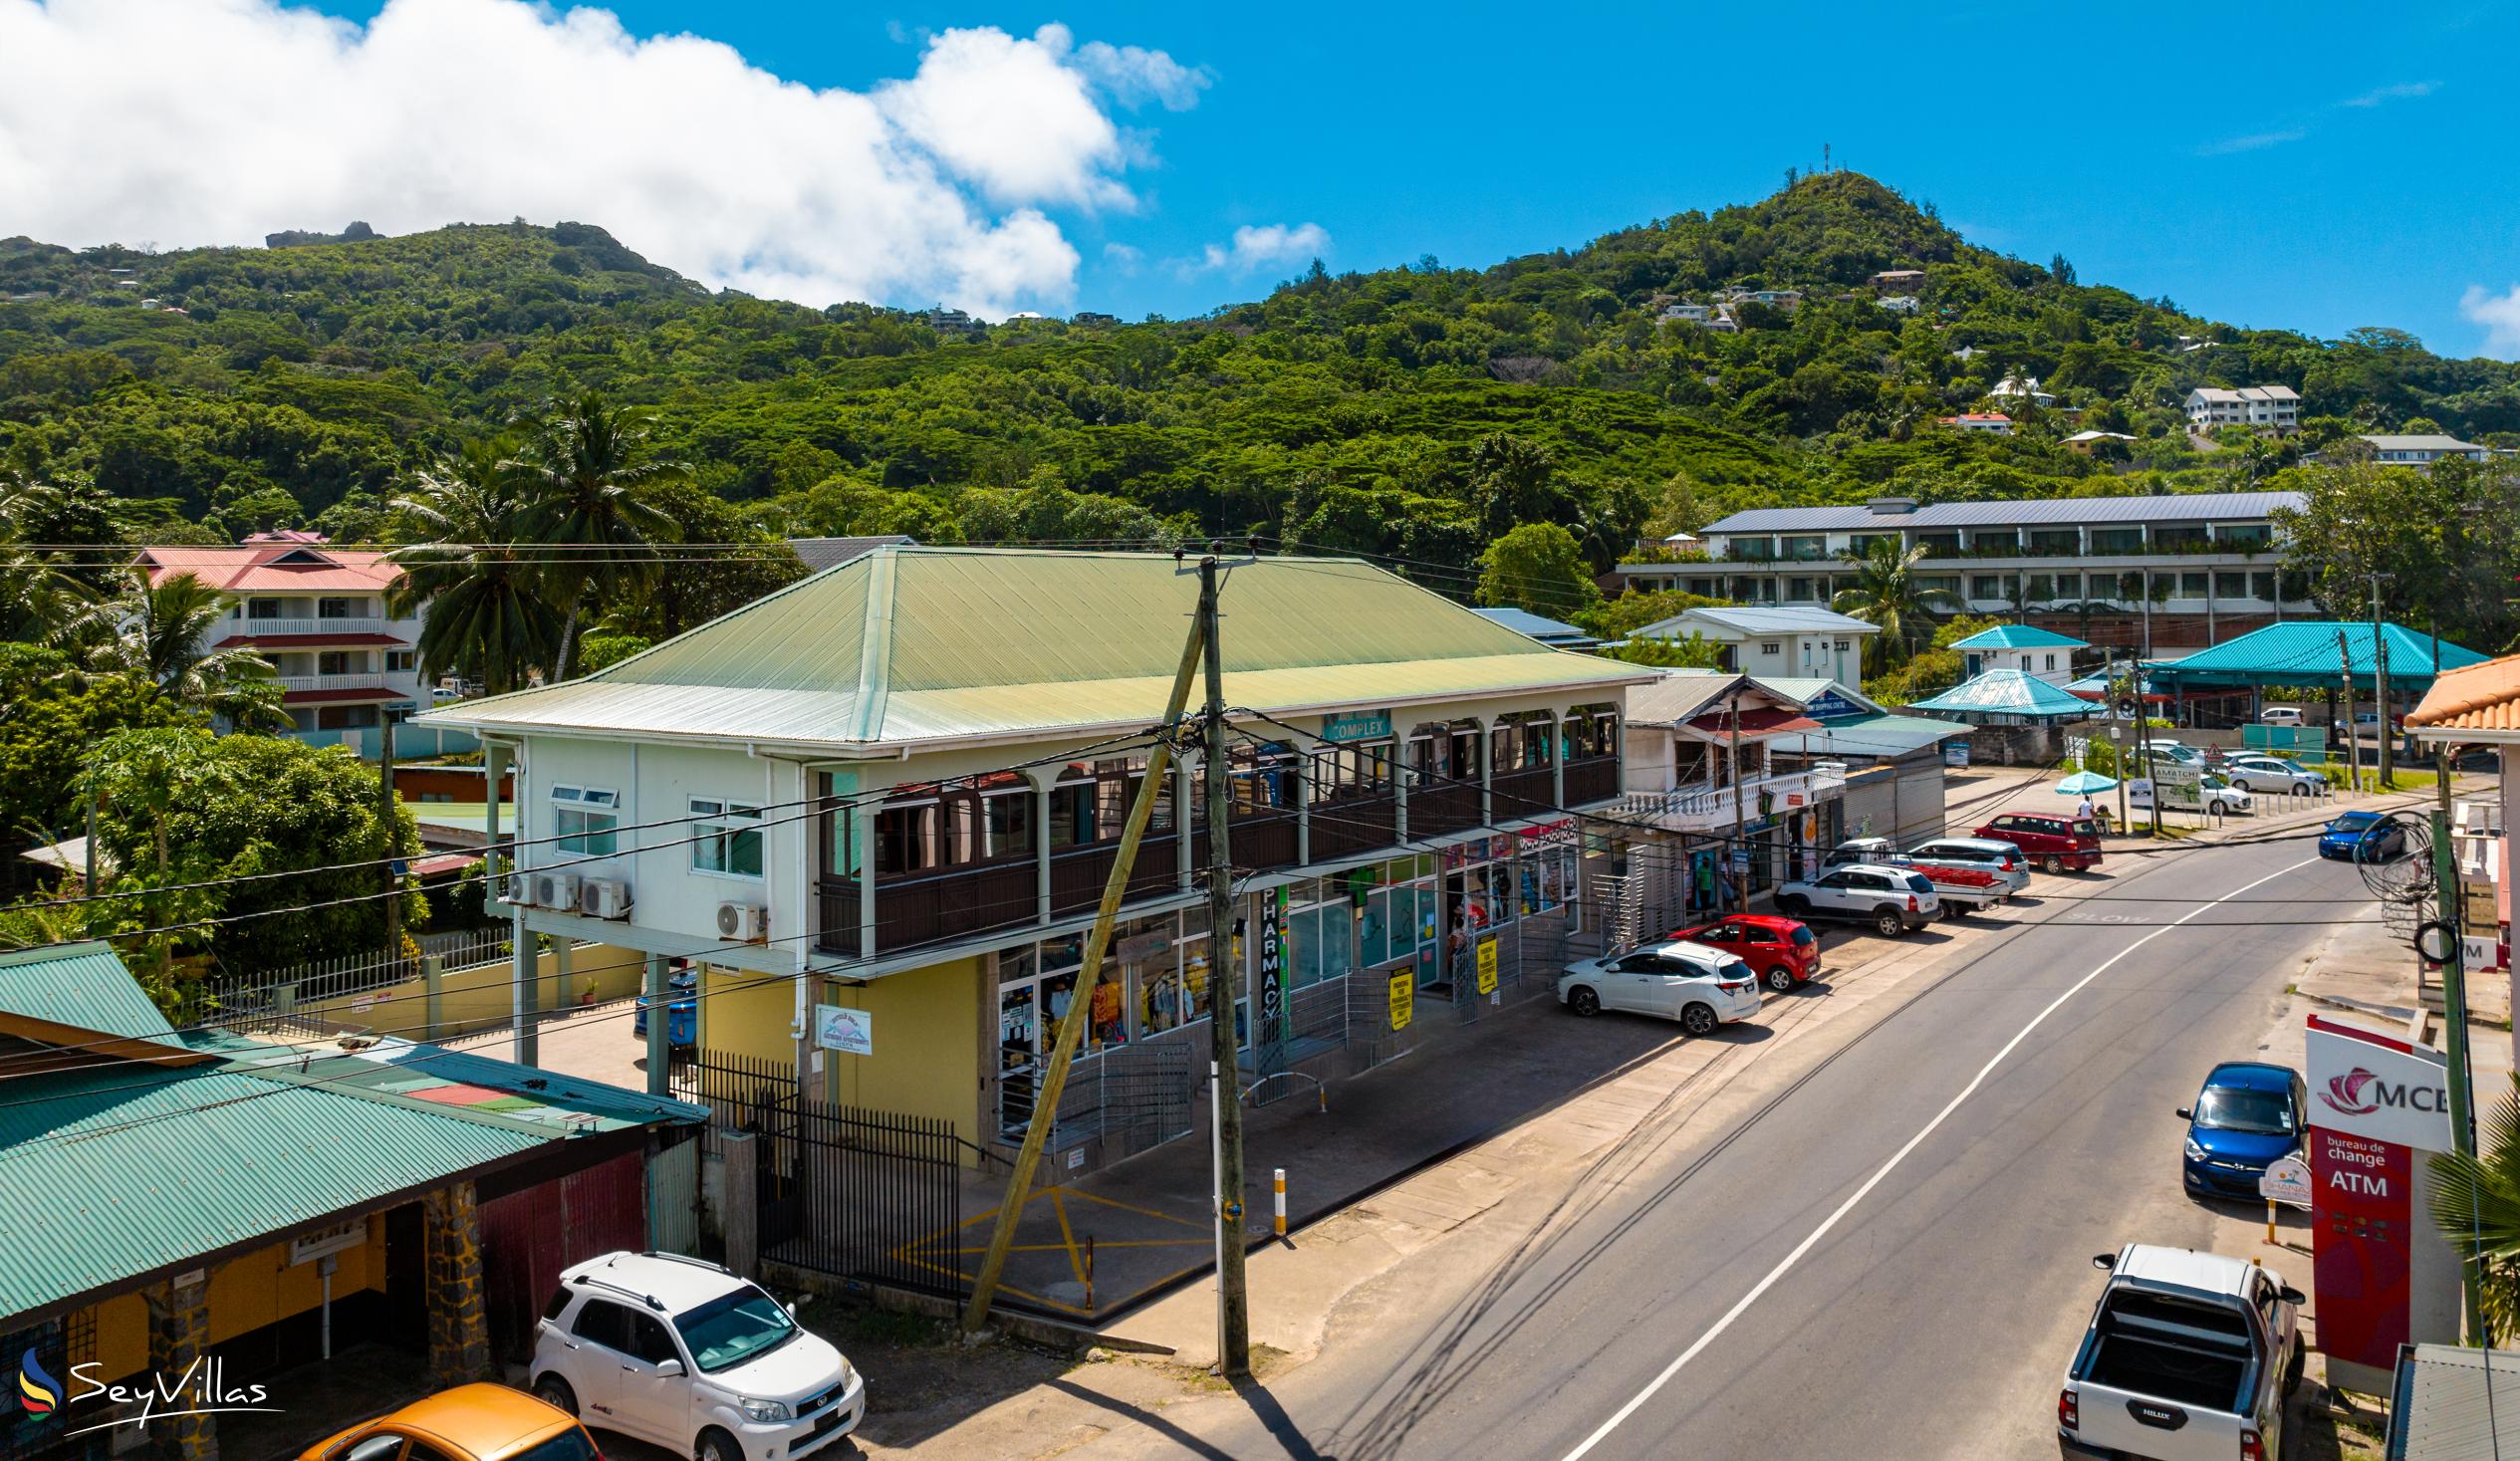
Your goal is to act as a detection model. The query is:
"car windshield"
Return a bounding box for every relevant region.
[675,1285,799,1373]
[2196,1086,2296,1135]
[511,1430,602,1461]
[2331,814,2378,832]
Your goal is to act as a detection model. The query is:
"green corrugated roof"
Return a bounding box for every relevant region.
[2149,620,2487,690]
[420,548,1652,752]
[1793,713,1970,758]
[0,942,179,1045]
[1948,623,2089,650]
[1908,668,2096,719]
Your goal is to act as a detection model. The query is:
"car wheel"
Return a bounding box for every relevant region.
[532,1375,578,1417]
[2294,781,2314,796]
[696,1428,743,1461]
[1777,894,1809,916]
[1874,907,1905,937]
[2283,1338,2305,1396]
[1679,1002,1717,1036]
[1568,986,1601,1017]
[1764,965,1796,993]
[2043,853,2067,875]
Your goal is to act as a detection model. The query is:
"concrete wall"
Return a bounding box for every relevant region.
[699,961,799,1065]
[292,942,645,1038]
[815,955,986,1146]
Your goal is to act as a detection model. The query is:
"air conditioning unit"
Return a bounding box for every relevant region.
[494,869,527,906]
[717,901,769,942]
[532,871,580,910]
[580,877,632,920]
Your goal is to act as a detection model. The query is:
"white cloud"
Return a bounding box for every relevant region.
[0,0,1205,317]
[2198,128,2306,155]
[2461,284,2520,360]
[1179,222,1330,278]
[1102,242,1144,276]
[2341,80,2439,108]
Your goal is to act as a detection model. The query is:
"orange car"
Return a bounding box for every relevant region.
[301,1383,601,1461]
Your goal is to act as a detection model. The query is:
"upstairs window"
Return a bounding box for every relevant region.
[690,798,764,878]
[551,785,621,856]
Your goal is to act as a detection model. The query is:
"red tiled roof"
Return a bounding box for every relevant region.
[135,544,403,594]
[1684,708,1826,736]
[229,633,404,648]
[409,852,479,879]
[2408,652,2520,735]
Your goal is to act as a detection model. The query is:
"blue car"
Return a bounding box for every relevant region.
[2178,1062,2307,1200]
[632,968,698,1050]
[2317,810,2406,861]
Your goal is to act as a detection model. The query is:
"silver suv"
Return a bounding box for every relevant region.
[529,1252,863,1461]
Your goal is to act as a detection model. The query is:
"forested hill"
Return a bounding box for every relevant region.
[2,172,2515,576]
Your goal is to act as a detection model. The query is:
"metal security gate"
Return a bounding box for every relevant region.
[770,1102,963,1295]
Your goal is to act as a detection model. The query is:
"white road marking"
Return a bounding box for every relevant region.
[1558,855,2320,1461]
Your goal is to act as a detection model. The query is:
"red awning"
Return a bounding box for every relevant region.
[409,852,479,878]
[1683,708,1825,737]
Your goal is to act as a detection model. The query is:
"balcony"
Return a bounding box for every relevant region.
[1564,755,1621,807]
[222,616,402,640]
[1616,765,1848,834]
[1407,781,1481,838]
[277,672,391,693]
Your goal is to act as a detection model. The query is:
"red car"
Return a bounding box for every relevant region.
[1973,812,2102,873]
[1664,914,1821,992]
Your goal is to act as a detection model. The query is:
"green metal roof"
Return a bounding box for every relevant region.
[1792,713,1971,759]
[1907,668,2097,720]
[420,548,1651,753]
[1948,623,2089,651]
[2148,620,2487,691]
[0,953,704,1318]
[0,942,180,1046]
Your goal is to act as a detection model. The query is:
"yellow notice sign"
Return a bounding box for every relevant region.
[1475,938,1499,994]
[1387,972,1412,1032]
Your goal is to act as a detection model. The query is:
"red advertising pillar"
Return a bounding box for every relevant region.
[2305,1014,2461,1395]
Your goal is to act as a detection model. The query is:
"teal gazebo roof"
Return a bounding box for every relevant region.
[2148,621,2485,692]
[1908,667,2096,721]
[1948,623,2090,651]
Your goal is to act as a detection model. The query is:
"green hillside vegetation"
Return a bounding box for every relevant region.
[5,173,2516,587]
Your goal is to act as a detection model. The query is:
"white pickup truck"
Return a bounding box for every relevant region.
[2057,1245,2303,1461]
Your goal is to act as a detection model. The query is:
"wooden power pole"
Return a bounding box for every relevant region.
[1200,554,1252,1379]
[963,594,1205,1334]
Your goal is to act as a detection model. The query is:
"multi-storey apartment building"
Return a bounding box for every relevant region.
[417,547,1651,1175]
[1613,491,2312,654]
[2183,385,2300,432]
[135,533,427,745]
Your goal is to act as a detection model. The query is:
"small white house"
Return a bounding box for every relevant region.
[2359,433,2492,470]
[1946,623,2089,687]
[1635,606,1878,693]
[1990,374,2055,408]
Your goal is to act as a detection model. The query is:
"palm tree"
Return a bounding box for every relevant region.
[0,474,103,641]
[1832,540,1962,672]
[511,392,688,679]
[387,441,564,697]
[63,570,287,730]
[2429,1075,2520,1341]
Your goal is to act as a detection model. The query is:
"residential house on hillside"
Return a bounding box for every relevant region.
[417,548,1651,1177]
[1878,295,1920,315]
[2357,433,2492,470]
[1990,375,2055,408]
[1658,302,1713,324]
[1869,269,1926,294]
[2062,429,2136,455]
[133,535,432,754]
[1939,412,2014,435]
[2183,385,2300,432]
[1610,490,2312,655]
[1632,606,1875,691]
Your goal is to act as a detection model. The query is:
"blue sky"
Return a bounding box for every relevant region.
[25,1,2520,356]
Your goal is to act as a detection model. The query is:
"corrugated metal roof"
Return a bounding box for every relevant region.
[2150,621,2487,690]
[2362,434,2483,452]
[2388,1342,2520,1458]
[1698,490,2303,535]
[135,545,403,594]
[1791,713,1970,759]
[1907,667,2096,719]
[1469,607,1598,645]
[2408,651,2520,738]
[1646,606,1881,635]
[788,535,913,572]
[1949,624,2089,650]
[0,942,178,1045]
[421,549,1650,752]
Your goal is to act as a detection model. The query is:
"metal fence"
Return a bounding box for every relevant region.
[1042,1037,1198,1158]
[170,927,512,1032]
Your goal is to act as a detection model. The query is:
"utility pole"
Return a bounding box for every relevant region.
[1199,554,1252,1380]
[2369,574,2394,789]
[2336,629,2357,786]
[380,712,400,965]
[2135,658,2159,836]
[1728,680,1749,913]
[964,587,1206,1335]
[2429,740,2483,1339]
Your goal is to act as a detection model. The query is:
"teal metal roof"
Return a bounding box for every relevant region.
[0,942,179,1046]
[2150,621,2487,691]
[1949,623,2089,651]
[0,952,704,1318]
[1907,668,2096,720]
[419,548,1650,753]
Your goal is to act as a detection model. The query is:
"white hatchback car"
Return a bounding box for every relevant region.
[1558,939,1762,1036]
[531,1252,864,1461]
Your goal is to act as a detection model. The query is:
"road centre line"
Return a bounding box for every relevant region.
[1558,854,2321,1461]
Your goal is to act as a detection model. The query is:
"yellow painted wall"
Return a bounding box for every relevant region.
[79,1215,387,1381]
[818,956,982,1152]
[89,1293,149,1383]
[294,943,644,1038]
[699,963,799,1065]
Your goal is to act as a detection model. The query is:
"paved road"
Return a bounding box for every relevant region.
[1085,826,2355,1460]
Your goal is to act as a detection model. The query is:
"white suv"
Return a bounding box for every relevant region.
[1775,863,1941,936]
[530,1252,864,1461]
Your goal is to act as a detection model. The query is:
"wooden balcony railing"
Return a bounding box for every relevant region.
[1407,781,1482,838]
[1492,765,1557,817]
[1563,756,1621,807]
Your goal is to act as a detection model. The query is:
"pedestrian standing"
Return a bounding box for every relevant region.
[2075,794,2095,822]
